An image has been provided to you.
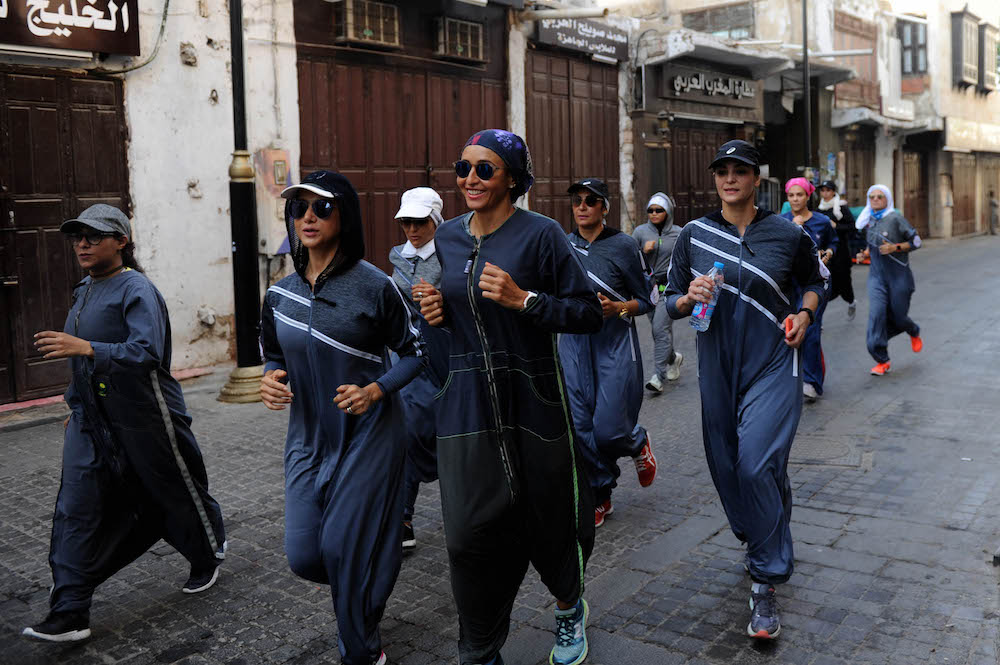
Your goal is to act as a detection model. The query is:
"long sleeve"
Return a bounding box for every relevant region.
[823,219,839,253]
[520,224,602,334]
[896,215,920,250]
[91,281,166,374]
[794,229,826,303]
[374,279,426,396]
[622,238,654,316]
[260,296,285,374]
[664,225,693,319]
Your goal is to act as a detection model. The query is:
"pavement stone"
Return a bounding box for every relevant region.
[2,236,1000,664]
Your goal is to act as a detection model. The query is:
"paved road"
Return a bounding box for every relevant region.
[2,235,999,665]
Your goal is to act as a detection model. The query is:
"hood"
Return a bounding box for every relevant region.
[646,192,675,231]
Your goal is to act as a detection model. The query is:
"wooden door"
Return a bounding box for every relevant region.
[297,57,505,272]
[902,150,929,237]
[526,50,620,232]
[843,127,875,207]
[952,153,976,236]
[0,69,129,404]
[667,122,740,226]
[982,156,1000,232]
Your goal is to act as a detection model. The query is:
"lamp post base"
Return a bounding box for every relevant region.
[217,364,264,403]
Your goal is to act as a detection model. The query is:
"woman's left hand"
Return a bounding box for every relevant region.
[479,262,527,310]
[334,382,384,416]
[878,242,896,255]
[597,292,618,319]
[33,331,94,359]
[783,312,810,349]
[820,249,833,264]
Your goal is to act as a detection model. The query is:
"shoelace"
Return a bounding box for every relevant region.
[555,610,579,646]
[752,589,778,619]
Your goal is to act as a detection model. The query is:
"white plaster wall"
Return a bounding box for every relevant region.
[123,1,236,369]
[508,21,529,212]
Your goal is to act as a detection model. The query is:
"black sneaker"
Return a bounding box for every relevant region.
[22,611,91,642]
[402,523,416,551]
[182,559,221,594]
[747,585,781,639]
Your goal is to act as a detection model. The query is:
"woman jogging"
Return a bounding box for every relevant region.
[817,180,858,319]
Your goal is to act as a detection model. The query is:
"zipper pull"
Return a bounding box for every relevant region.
[464,259,473,274]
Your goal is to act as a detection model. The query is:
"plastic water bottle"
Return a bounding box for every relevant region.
[690,261,725,332]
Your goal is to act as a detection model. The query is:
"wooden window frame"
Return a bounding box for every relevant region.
[436,17,487,64]
[978,23,998,92]
[332,0,401,49]
[951,9,979,88]
[898,20,927,76]
[681,2,754,40]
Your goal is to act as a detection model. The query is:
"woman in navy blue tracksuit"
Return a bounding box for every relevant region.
[24,204,226,643]
[259,171,424,665]
[558,177,657,528]
[664,141,824,641]
[419,130,602,665]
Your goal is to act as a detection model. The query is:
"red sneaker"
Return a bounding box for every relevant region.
[910,335,923,353]
[870,362,891,376]
[594,500,613,528]
[633,435,657,488]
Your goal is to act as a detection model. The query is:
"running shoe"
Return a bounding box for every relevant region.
[633,435,657,487]
[747,585,781,639]
[216,539,228,560]
[910,335,923,353]
[847,301,857,321]
[550,598,589,665]
[803,383,818,403]
[22,611,91,642]
[645,373,663,393]
[373,652,387,665]
[402,522,416,551]
[666,352,684,381]
[182,559,221,594]
[870,362,891,376]
[594,500,613,528]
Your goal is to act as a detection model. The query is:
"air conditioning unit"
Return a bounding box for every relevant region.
[333,0,401,49]
[436,17,486,63]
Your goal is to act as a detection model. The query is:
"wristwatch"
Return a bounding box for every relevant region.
[797,307,816,325]
[521,291,539,312]
[895,243,902,253]
[618,306,630,319]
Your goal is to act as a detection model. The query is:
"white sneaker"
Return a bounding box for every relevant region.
[847,301,857,321]
[645,373,663,393]
[803,383,818,403]
[666,352,684,381]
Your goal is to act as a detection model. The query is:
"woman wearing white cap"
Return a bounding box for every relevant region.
[388,187,448,551]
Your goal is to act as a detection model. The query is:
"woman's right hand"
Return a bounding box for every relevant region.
[856,248,869,263]
[676,275,716,316]
[412,279,437,305]
[261,369,293,410]
[420,291,445,327]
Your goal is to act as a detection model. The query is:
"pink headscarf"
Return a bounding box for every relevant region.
[784,177,815,197]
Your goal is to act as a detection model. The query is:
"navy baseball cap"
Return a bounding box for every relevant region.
[708,140,760,170]
[281,170,341,199]
[567,178,610,200]
[60,203,132,239]
[818,180,838,191]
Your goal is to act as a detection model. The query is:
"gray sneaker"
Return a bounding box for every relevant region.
[645,373,663,393]
[666,352,684,381]
[847,301,857,321]
[747,586,781,639]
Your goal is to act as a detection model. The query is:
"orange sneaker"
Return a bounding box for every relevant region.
[910,335,923,353]
[595,500,613,528]
[870,362,891,376]
[633,434,657,488]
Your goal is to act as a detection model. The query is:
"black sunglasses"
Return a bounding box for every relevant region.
[290,198,337,220]
[647,207,666,214]
[454,160,504,181]
[68,232,116,246]
[398,217,430,228]
[571,194,602,208]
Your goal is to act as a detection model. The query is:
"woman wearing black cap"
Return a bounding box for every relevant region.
[817,180,858,319]
[559,177,657,527]
[663,140,825,640]
[23,204,227,643]
[258,171,425,665]
[418,130,602,665]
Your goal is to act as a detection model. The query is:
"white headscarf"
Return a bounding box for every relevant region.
[817,190,843,220]
[855,184,894,230]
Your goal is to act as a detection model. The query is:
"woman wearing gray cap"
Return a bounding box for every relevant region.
[388,187,448,551]
[662,140,824,640]
[23,204,227,643]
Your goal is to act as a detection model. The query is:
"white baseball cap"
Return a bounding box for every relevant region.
[395,187,444,226]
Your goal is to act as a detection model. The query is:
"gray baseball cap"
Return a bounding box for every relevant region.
[60,204,132,239]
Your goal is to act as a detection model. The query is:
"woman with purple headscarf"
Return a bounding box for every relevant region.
[419,129,602,665]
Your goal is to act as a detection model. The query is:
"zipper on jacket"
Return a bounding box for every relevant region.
[465,235,517,503]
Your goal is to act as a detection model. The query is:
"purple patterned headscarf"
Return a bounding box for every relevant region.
[464,129,534,200]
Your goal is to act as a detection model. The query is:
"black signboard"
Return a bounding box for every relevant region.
[661,65,758,109]
[535,17,628,61]
[0,0,139,55]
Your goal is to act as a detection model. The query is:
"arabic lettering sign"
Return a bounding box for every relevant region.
[0,0,139,55]
[662,65,757,109]
[535,18,627,61]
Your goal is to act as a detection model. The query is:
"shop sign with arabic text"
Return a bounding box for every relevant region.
[535,18,627,61]
[662,65,757,109]
[0,0,139,55]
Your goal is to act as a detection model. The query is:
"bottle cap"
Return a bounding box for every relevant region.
[713,261,725,269]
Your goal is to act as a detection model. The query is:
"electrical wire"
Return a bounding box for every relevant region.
[90,0,170,75]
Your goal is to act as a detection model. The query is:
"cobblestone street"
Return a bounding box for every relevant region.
[2,235,999,665]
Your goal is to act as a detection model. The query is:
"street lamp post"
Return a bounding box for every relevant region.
[218,0,263,403]
[802,0,812,176]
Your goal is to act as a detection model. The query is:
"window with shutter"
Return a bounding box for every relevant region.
[898,19,927,76]
[951,9,979,88]
[332,0,401,49]
[436,17,486,63]
[682,3,754,40]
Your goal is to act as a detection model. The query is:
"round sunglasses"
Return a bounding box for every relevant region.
[290,198,337,220]
[68,232,116,246]
[454,160,505,181]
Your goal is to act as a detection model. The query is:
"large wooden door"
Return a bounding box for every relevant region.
[843,127,875,207]
[0,69,129,404]
[982,156,1000,232]
[526,50,620,231]
[952,153,976,236]
[297,58,504,272]
[667,122,741,226]
[902,150,929,237]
